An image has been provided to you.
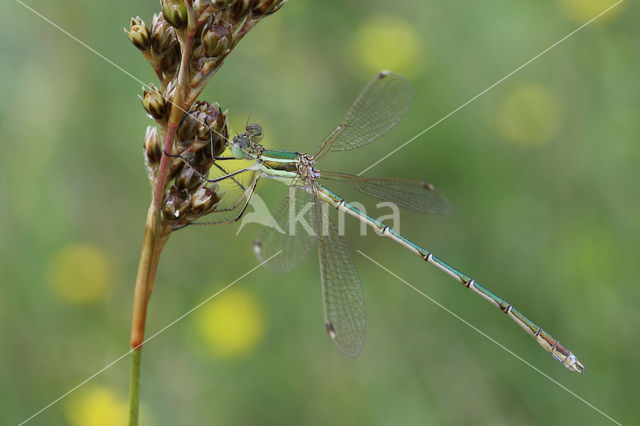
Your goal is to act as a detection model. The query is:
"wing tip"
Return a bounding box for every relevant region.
[326,322,364,358]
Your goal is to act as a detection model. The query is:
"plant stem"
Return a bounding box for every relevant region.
[129,348,142,426]
[128,204,169,426]
[128,6,197,425]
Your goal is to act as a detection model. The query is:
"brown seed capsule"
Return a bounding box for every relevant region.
[195,113,211,142]
[142,85,167,120]
[151,13,178,55]
[159,43,181,78]
[163,187,191,220]
[162,0,188,29]
[177,112,197,146]
[213,0,233,10]
[201,19,230,57]
[190,43,206,72]
[162,80,178,113]
[175,165,203,191]
[143,126,162,165]
[252,0,287,16]
[189,186,221,216]
[194,0,214,15]
[191,146,214,172]
[124,17,151,51]
[143,126,162,184]
[230,0,252,21]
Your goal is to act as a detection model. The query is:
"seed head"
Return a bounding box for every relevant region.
[125,17,151,51]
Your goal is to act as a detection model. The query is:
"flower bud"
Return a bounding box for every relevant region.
[142,85,167,120]
[151,13,178,54]
[124,17,151,51]
[162,0,188,29]
[201,19,230,57]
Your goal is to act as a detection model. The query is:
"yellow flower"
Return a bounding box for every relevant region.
[558,0,624,24]
[350,15,422,76]
[194,287,264,359]
[48,243,113,304]
[493,85,561,147]
[64,386,127,426]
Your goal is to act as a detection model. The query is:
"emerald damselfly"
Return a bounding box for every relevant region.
[182,71,584,373]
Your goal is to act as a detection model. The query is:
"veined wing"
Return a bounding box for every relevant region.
[313,71,413,160]
[254,187,316,273]
[321,172,452,215]
[312,187,365,357]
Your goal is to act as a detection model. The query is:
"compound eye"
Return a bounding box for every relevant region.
[246,123,263,142]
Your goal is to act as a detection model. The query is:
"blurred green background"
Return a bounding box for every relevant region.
[1,0,638,425]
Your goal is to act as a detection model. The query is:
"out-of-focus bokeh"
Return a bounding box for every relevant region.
[1,0,638,424]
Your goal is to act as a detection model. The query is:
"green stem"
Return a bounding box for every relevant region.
[128,348,142,426]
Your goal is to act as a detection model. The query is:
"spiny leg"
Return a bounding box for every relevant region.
[190,172,260,226]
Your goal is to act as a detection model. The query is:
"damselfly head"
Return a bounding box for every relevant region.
[230,123,264,159]
[246,123,263,142]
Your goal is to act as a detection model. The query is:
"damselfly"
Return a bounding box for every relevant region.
[185,71,584,373]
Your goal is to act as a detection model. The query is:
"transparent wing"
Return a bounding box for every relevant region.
[321,172,452,215]
[313,71,413,159]
[312,187,365,357]
[254,187,316,273]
